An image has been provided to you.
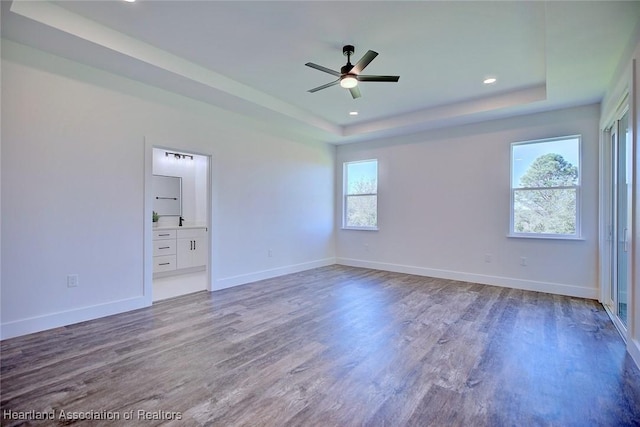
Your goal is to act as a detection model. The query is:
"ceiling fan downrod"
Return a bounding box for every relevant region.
[342,45,355,73]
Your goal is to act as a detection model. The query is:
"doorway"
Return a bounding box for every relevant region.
[603,107,632,331]
[147,145,213,302]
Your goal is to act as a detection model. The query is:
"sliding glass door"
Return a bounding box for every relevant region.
[607,109,631,328]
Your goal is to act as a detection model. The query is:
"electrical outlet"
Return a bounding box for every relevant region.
[520,257,527,266]
[268,249,273,258]
[67,274,79,288]
[484,254,492,263]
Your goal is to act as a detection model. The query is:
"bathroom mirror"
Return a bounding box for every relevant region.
[152,175,182,216]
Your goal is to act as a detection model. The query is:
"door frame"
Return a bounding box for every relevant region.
[600,98,632,338]
[143,137,214,301]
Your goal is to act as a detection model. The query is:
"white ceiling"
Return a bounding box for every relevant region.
[2,1,639,143]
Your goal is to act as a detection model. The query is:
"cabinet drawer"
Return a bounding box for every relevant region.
[153,229,176,240]
[177,228,207,239]
[153,240,176,256]
[153,255,176,273]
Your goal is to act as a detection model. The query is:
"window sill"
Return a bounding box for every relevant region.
[507,233,584,241]
[342,227,379,231]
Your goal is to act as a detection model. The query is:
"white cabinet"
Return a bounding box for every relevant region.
[177,228,208,269]
[153,230,176,273]
[154,255,177,273]
[153,229,177,240]
[153,227,207,275]
[153,237,177,257]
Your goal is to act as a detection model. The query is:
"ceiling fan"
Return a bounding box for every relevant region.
[305,45,400,99]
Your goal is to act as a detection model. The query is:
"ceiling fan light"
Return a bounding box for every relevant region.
[340,75,358,89]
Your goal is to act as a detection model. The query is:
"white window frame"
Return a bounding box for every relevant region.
[343,159,378,231]
[509,135,582,240]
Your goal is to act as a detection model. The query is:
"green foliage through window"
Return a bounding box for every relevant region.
[511,137,580,237]
[344,160,378,229]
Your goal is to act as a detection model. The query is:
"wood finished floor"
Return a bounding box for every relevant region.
[2,265,640,426]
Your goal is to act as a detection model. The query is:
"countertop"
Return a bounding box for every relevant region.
[153,224,207,230]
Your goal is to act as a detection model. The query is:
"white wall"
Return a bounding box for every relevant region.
[0,40,336,339]
[336,104,600,299]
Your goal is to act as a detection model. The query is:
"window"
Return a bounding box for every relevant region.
[510,136,581,238]
[343,159,378,229]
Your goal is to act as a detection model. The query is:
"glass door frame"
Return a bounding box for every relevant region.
[601,103,632,337]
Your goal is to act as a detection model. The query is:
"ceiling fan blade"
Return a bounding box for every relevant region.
[349,86,362,99]
[305,62,341,77]
[357,75,400,82]
[351,50,378,74]
[308,80,340,93]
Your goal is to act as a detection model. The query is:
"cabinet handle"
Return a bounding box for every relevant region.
[193,240,196,250]
[159,233,170,237]
[159,262,170,266]
[159,246,170,249]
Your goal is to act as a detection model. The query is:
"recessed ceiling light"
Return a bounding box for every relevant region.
[349,111,358,116]
[123,0,136,3]
[483,77,497,85]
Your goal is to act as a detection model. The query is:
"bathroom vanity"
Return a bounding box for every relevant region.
[153,226,208,276]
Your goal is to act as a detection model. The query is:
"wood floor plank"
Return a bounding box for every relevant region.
[2,265,639,426]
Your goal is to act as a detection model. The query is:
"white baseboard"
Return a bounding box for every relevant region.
[213,257,336,291]
[2,258,600,341]
[336,257,598,299]
[1,259,336,340]
[628,338,640,371]
[1,295,150,340]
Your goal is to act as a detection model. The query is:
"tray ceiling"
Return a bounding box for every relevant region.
[2,1,639,143]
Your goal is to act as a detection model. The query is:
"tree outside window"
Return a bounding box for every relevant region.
[344,160,378,229]
[511,136,581,238]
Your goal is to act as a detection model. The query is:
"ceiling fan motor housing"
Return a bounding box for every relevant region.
[341,64,354,74]
[342,45,355,57]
